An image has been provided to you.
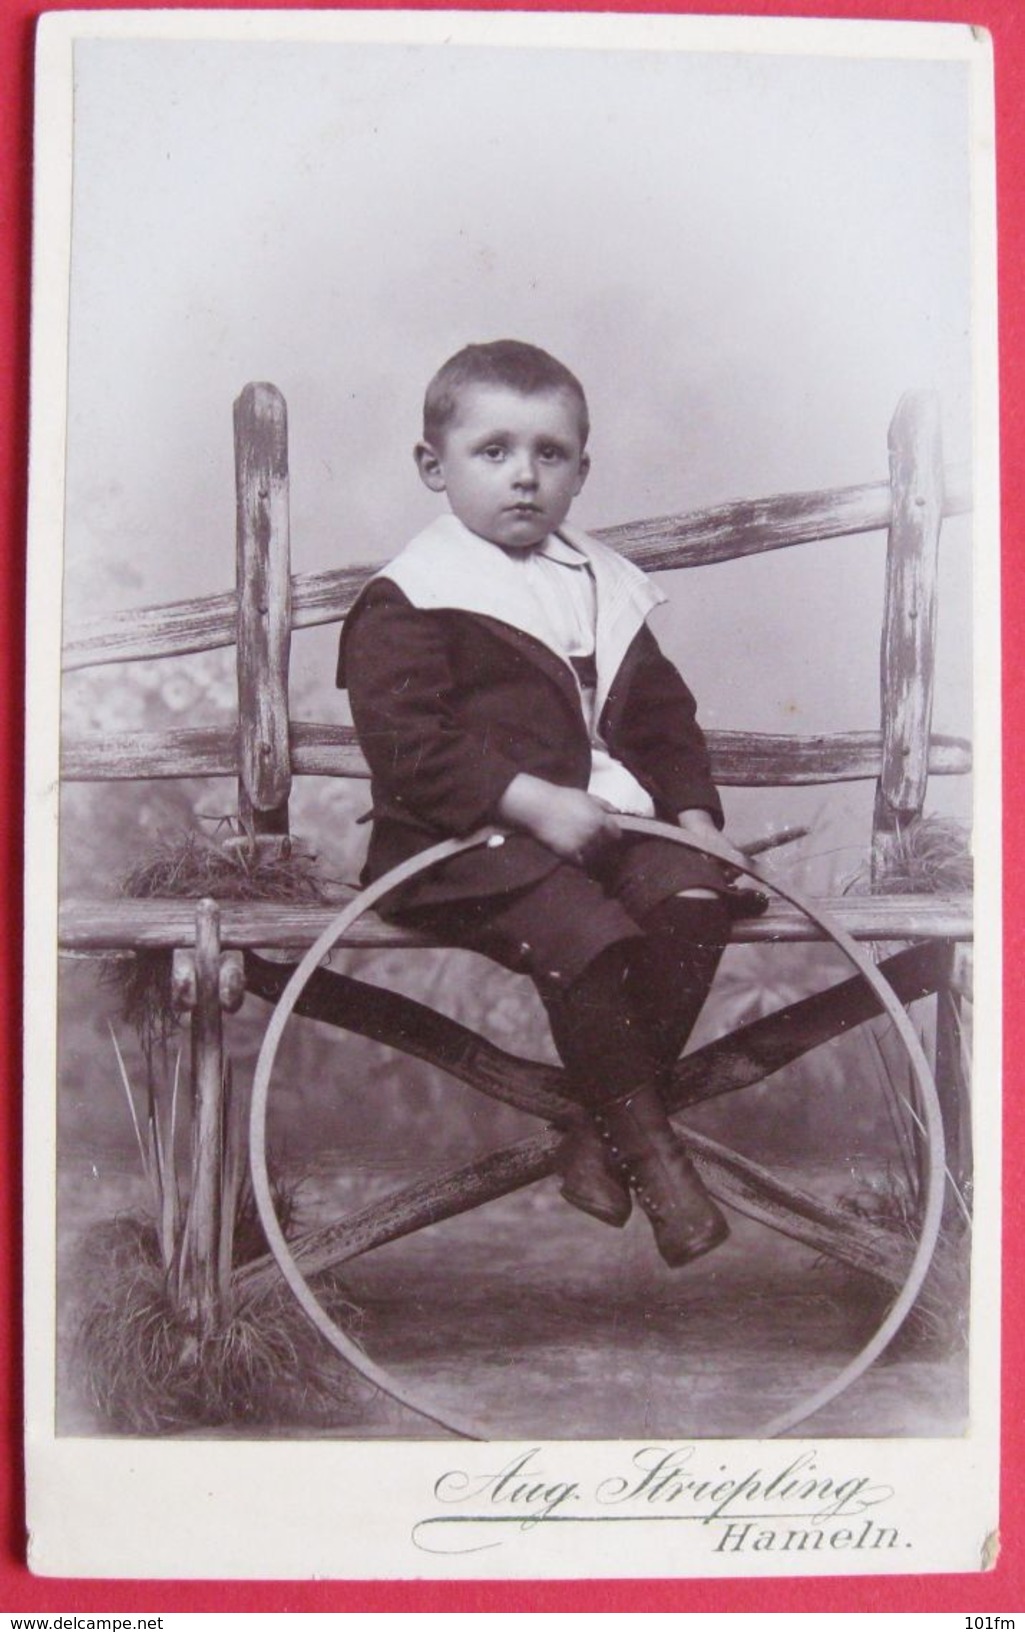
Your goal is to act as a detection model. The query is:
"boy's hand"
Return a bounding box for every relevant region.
[498,774,621,863]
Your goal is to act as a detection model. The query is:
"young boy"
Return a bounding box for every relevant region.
[338,340,748,1268]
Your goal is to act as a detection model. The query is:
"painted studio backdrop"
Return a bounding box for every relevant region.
[56,32,976,1440]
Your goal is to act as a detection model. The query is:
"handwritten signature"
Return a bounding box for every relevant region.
[411,1445,897,1555]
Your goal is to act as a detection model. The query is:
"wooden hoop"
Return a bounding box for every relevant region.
[249,819,946,1440]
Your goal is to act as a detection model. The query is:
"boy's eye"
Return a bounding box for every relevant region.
[538,444,566,462]
[481,444,507,461]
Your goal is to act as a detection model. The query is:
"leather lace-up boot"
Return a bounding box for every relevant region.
[595,1084,729,1267]
[556,1116,632,1228]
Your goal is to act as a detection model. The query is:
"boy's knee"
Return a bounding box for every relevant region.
[643,890,733,947]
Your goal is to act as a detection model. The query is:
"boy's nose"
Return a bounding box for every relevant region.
[511,458,539,490]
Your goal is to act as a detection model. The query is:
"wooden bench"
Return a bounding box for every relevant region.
[58,381,973,1346]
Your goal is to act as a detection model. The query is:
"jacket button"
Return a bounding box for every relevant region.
[487,833,506,848]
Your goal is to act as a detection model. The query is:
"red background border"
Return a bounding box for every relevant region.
[2,0,1020,1611]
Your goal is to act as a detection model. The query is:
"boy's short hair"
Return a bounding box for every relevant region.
[423,340,590,448]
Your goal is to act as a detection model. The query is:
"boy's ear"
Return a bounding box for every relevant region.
[574,450,591,494]
[414,441,447,493]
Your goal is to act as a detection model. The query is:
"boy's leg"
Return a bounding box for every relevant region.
[551,845,732,1264]
[392,861,729,1264]
[626,894,732,1076]
[385,863,650,1108]
[538,940,664,1229]
[389,869,646,1226]
[593,838,732,1074]
[539,941,728,1264]
[539,941,662,1102]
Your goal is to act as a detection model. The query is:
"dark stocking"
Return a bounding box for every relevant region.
[540,940,662,1109]
[542,920,730,1248]
[625,895,731,1075]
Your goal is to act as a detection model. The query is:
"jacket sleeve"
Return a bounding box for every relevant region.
[608,625,724,827]
[338,580,525,836]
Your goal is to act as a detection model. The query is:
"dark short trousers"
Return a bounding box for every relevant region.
[393,834,729,994]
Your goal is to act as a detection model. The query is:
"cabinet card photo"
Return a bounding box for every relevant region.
[24,8,998,1581]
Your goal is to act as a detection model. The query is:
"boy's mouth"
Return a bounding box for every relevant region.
[507,502,542,515]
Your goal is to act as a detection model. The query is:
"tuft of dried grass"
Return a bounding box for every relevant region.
[119,828,327,906]
[75,1215,368,1434]
[856,814,973,897]
[834,1175,971,1354]
[104,828,327,1050]
[82,831,371,1434]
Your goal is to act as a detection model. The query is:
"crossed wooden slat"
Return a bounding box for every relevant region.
[236,941,948,1312]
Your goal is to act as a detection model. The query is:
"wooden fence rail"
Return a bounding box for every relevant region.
[60,466,972,673]
[59,722,973,788]
[59,892,973,952]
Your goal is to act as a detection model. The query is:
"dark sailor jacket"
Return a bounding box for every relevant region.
[336,515,724,911]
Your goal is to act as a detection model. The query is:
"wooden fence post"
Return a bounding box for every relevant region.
[234,382,292,843]
[172,385,292,1336]
[872,390,945,881]
[934,944,971,1218]
[874,391,971,1223]
[183,898,226,1336]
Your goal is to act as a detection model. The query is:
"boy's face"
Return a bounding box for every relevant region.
[415,384,590,550]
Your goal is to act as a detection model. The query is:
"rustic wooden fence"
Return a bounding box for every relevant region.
[59,382,973,1339]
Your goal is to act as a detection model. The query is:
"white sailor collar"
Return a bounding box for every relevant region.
[376,513,665,722]
[526,532,590,567]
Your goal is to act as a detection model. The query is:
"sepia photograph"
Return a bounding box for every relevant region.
[24,9,998,1578]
